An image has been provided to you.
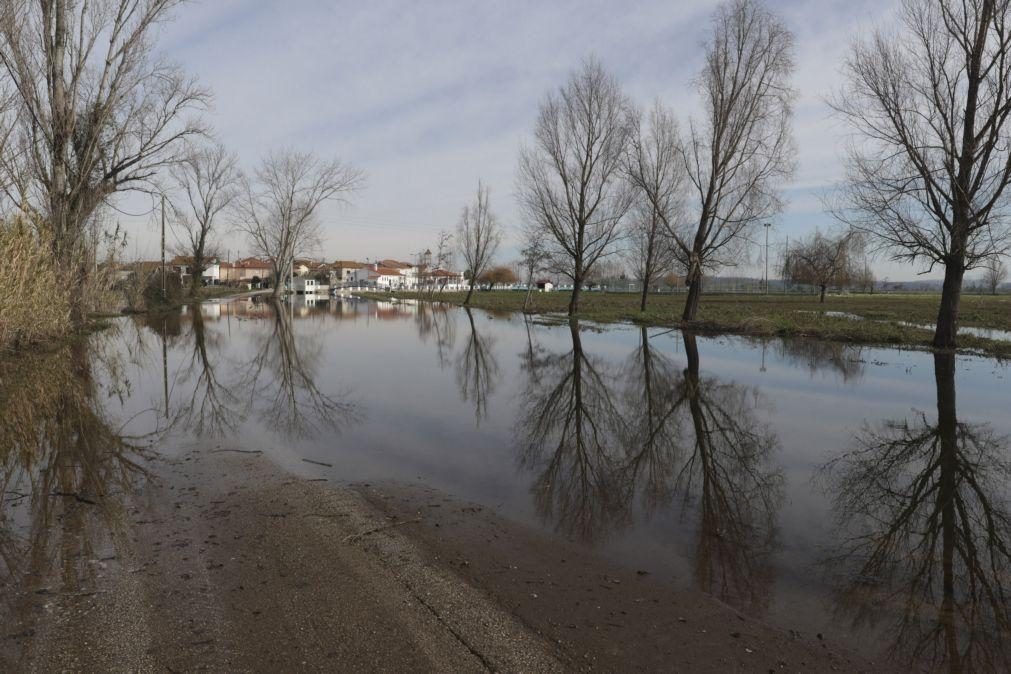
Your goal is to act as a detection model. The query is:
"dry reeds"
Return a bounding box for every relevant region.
[0,218,70,351]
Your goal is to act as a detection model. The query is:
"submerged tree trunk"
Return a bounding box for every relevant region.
[933,263,965,350]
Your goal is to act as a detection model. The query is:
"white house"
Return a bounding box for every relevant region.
[351,265,408,289]
[293,276,324,294]
[171,255,221,284]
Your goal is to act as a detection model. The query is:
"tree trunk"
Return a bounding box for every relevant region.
[568,277,582,315]
[819,285,826,303]
[681,272,702,321]
[523,283,533,312]
[271,267,283,298]
[67,257,87,327]
[190,258,203,298]
[933,263,965,350]
[464,283,475,306]
[639,281,649,312]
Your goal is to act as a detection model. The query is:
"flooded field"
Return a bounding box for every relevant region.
[2,296,1009,670]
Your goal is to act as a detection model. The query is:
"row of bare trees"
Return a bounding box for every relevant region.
[516,0,1011,349]
[518,0,796,319]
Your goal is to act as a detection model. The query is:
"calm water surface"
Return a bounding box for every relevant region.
[3,295,1009,670]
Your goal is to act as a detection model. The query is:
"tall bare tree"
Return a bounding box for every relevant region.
[984,257,1008,295]
[518,57,635,315]
[626,101,685,311]
[676,0,796,321]
[457,180,502,305]
[170,141,239,297]
[834,0,1011,348]
[0,0,208,321]
[237,149,362,298]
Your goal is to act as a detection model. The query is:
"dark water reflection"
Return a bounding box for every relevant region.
[0,339,154,638]
[823,352,1011,671]
[1,295,1008,669]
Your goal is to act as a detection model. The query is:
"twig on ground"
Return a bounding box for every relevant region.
[302,458,333,468]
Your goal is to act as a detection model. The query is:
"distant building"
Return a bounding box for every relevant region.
[330,260,366,286]
[230,257,274,286]
[293,276,324,294]
[170,255,221,284]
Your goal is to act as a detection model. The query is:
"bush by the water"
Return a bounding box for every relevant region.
[0,219,69,351]
[142,269,184,309]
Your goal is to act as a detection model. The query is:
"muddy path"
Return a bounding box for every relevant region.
[2,451,872,672]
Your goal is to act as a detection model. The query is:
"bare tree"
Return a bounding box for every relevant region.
[237,150,362,298]
[0,0,209,321]
[457,180,502,305]
[429,228,454,295]
[834,0,1011,349]
[517,57,635,315]
[984,257,1008,295]
[170,141,239,297]
[518,224,548,311]
[676,0,796,321]
[781,229,861,302]
[626,101,685,311]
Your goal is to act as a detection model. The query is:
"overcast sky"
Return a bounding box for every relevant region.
[118,0,935,281]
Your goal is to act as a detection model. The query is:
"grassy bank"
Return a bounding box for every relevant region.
[361,290,1011,358]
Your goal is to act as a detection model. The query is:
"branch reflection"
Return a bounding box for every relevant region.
[455,308,500,426]
[239,301,359,439]
[518,324,782,614]
[0,338,152,640]
[518,320,628,541]
[823,353,1011,671]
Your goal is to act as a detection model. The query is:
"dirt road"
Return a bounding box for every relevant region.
[2,451,872,672]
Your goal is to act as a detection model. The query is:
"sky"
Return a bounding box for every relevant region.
[116,0,931,281]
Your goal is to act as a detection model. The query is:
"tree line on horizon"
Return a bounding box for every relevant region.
[1,0,1010,352]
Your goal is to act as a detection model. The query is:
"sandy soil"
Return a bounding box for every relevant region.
[2,451,877,672]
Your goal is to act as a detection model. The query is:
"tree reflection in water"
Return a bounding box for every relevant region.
[455,308,500,426]
[775,338,866,382]
[236,301,359,439]
[518,320,628,541]
[173,308,246,437]
[675,334,783,614]
[140,300,359,441]
[414,302,456,370]
[823,353,1011,671]
[518,323,782,613]
[0,337,153,644]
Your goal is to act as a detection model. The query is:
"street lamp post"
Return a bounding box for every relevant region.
[763,222,772,294]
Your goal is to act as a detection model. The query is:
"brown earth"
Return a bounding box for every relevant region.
[2,451,877,672]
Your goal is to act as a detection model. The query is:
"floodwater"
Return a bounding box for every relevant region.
[2,295,1010,670]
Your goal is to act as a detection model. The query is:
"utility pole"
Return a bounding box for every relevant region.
[161,193,166,300]
[763,223,771,294]
[783,236,789,294]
